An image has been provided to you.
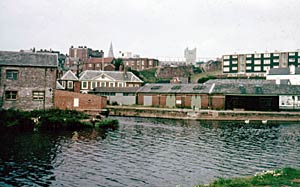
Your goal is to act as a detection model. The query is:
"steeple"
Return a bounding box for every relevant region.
[108,42,114,57]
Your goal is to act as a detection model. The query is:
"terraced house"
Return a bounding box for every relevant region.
[222,50,300,77]
[0,51,58,110]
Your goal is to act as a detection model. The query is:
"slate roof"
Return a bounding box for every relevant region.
[268,67,300,75]
[56,81,65,90]
[0,51,58,67]
[137,83,212,94]
[79,70,143,83]
[208,79,300,95]
[60,70,78,80]
[90,87,140,93]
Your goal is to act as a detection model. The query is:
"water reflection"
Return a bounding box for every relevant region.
[0,117,300,187]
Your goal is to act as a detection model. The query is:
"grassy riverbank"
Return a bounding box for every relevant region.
[195,168,300,187]
[0,109,119,132]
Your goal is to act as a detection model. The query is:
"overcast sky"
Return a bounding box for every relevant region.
[0,0,299,59]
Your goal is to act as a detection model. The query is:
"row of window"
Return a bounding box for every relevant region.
[81,81,127,89]
[5,91,45,101]
[223,52,298,60]
[223,65,277,72]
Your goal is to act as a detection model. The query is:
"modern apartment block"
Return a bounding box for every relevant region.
[222,50,300,77]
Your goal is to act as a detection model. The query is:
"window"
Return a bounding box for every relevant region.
[232,67,237,70]
[246,60,252,64]
[246,54,252,58]
[82,81,88,89]
[96,64,100,67]
[118,82,123,87]
[254,66,261,71]
[223,55,230,60]
[6,70,18,80]
[273,59,279,63]
[33,91,45,101]
[246,66,252,70]
[273,53,279,57]
[109,82,114,87]
[149,60,153,66]
[264,59,270,64]
[289,58,296,62]
[101,82,106,87]
[264,53,271,58]
[254,60,261,65]
[67,81,73,89]
[223,67,229,72]
[254,54,261,58]
[232,55,238,58]
[223,61,230,66]
[232,60,238,64]
[91,81,96,89]
[88,64,93,68]
[289,52,296,56]
[5,91,17,100]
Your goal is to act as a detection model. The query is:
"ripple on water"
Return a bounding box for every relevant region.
[1,118,300,187]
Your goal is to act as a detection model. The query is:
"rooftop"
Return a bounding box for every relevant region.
[0,51,58,67]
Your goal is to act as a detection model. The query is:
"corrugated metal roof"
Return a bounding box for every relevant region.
[0,51,58,67]
[211,79,300,95]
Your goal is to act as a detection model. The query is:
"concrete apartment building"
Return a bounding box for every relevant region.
[222,50,300,77]
[0,51,58,110]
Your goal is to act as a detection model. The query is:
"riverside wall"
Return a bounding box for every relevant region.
[107,105,300,122]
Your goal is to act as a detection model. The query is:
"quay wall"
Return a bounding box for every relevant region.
[107,106,300,122]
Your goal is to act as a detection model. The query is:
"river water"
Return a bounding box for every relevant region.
[1,117,300,187]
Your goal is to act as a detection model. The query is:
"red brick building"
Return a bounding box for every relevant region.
[83,57,114,71]
[136,84,211,109]
[122,58,159,71]
[54,90,107,113]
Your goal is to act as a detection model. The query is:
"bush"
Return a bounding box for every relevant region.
[0,109,34,132]
[95,119,119,130]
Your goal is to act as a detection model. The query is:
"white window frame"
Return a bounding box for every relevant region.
[223,61,230,66]
[223,67,230,72]
[223,55,230,60]
[254,66,261,71]
[82,81,88,89]
[33,91,45,101]
[67,81,73,89]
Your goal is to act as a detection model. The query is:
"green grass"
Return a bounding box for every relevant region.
[195,168,300,187]
[191,70,222,83]
[95,119,119,130]
[0,109,119,132]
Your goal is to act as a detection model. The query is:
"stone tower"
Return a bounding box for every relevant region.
[108,42,114,58]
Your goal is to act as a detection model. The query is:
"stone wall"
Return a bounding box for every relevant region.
[0,66,56,110]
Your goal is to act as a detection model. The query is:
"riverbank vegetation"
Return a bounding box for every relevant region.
[0,109,119,132]
[195,168,300,187]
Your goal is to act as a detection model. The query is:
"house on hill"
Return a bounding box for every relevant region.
[0,51,58,110]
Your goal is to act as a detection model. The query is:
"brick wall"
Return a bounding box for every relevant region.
[210,95,225,110]
[54,90,107,111]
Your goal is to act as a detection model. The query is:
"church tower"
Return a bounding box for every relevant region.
[108,42,114,58]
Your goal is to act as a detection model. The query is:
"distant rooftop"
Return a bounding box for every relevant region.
[0,51,58,67]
